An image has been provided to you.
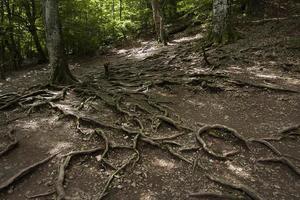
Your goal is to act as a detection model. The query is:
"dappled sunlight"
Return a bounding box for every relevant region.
[49,142,73,155]
[140,191,157,200]
[173,33,203,43]
[152,157,176,170]
[226,162,250,178]
[21,119,39,131]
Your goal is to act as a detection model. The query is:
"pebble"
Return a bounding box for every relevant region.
[117,185,123,189]
[131,182,137,187]
[7,188,14,194]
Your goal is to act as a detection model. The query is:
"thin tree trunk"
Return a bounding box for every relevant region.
[41,0,77,85]
[4,0,22,70]
[23,0,47,63]
[119,0,122,20]
[151,0,167,45]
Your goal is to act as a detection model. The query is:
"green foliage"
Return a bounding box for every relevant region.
[0,0,214,68]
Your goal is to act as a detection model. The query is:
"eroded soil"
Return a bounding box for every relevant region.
[0,16,300,200]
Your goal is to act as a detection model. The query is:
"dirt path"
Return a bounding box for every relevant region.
[0,17,299,200]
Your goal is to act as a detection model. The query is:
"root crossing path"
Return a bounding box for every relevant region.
[0,18,300,200]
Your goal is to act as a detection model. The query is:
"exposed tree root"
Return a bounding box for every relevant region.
[207,175,263,200]
[279,124,300,135]
[249,139,300,161]
[25,190,55,199]
[61,147,104,157]
[0,90,53,110]
[188,191,242,199]
[196,125,246,160]
[250,139,282,156]
[166,146,192,164]
[156,115,193,132]
[0,153,57,191]
[0,129,18,157]
[151,132,185,141]
[261,124,300,142]
[116,96,138,117]
[56,156,71,200]
[179,146,200,152]
[95,129,109,164]
[257,157,300,177]
[96,154,137,200]
[228,79,299,93]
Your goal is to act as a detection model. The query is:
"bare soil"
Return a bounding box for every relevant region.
[0,16,300,200]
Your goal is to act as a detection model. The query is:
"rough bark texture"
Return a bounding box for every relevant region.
[151,0,167,45]
[42,0,77,85]
[211,0,236,44]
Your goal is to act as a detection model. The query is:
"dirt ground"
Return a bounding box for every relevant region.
[0,15,300,200]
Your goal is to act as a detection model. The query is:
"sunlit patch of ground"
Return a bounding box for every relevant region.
[225,161,251,178]
[49,142,73,155]
[173,33,203,43]
[152,157,176,170]
[140,191,157,200]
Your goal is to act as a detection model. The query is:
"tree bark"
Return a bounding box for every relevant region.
[211,0,236,44]
[23,0,47,63]
[4,0,22,70]
[151,0,167,45]
[41,0,77,85]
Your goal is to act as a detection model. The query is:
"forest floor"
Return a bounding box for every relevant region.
[0,15,300,200]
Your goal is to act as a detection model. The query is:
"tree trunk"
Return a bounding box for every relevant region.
[119,0,122,20]
[211,0,236,44]
[41,0,77,85]
[23,0,47,63]
[4,0,22,70]
[151,0,167,45]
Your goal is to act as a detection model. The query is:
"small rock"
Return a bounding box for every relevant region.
[134,171,142,176]
[7,187,14,194]
[117,185,123,189]
[131,182,137,187]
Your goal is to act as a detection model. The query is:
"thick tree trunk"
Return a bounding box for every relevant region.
[41,0,77,85]
[151,0,167,45]
[211,0,236,44]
